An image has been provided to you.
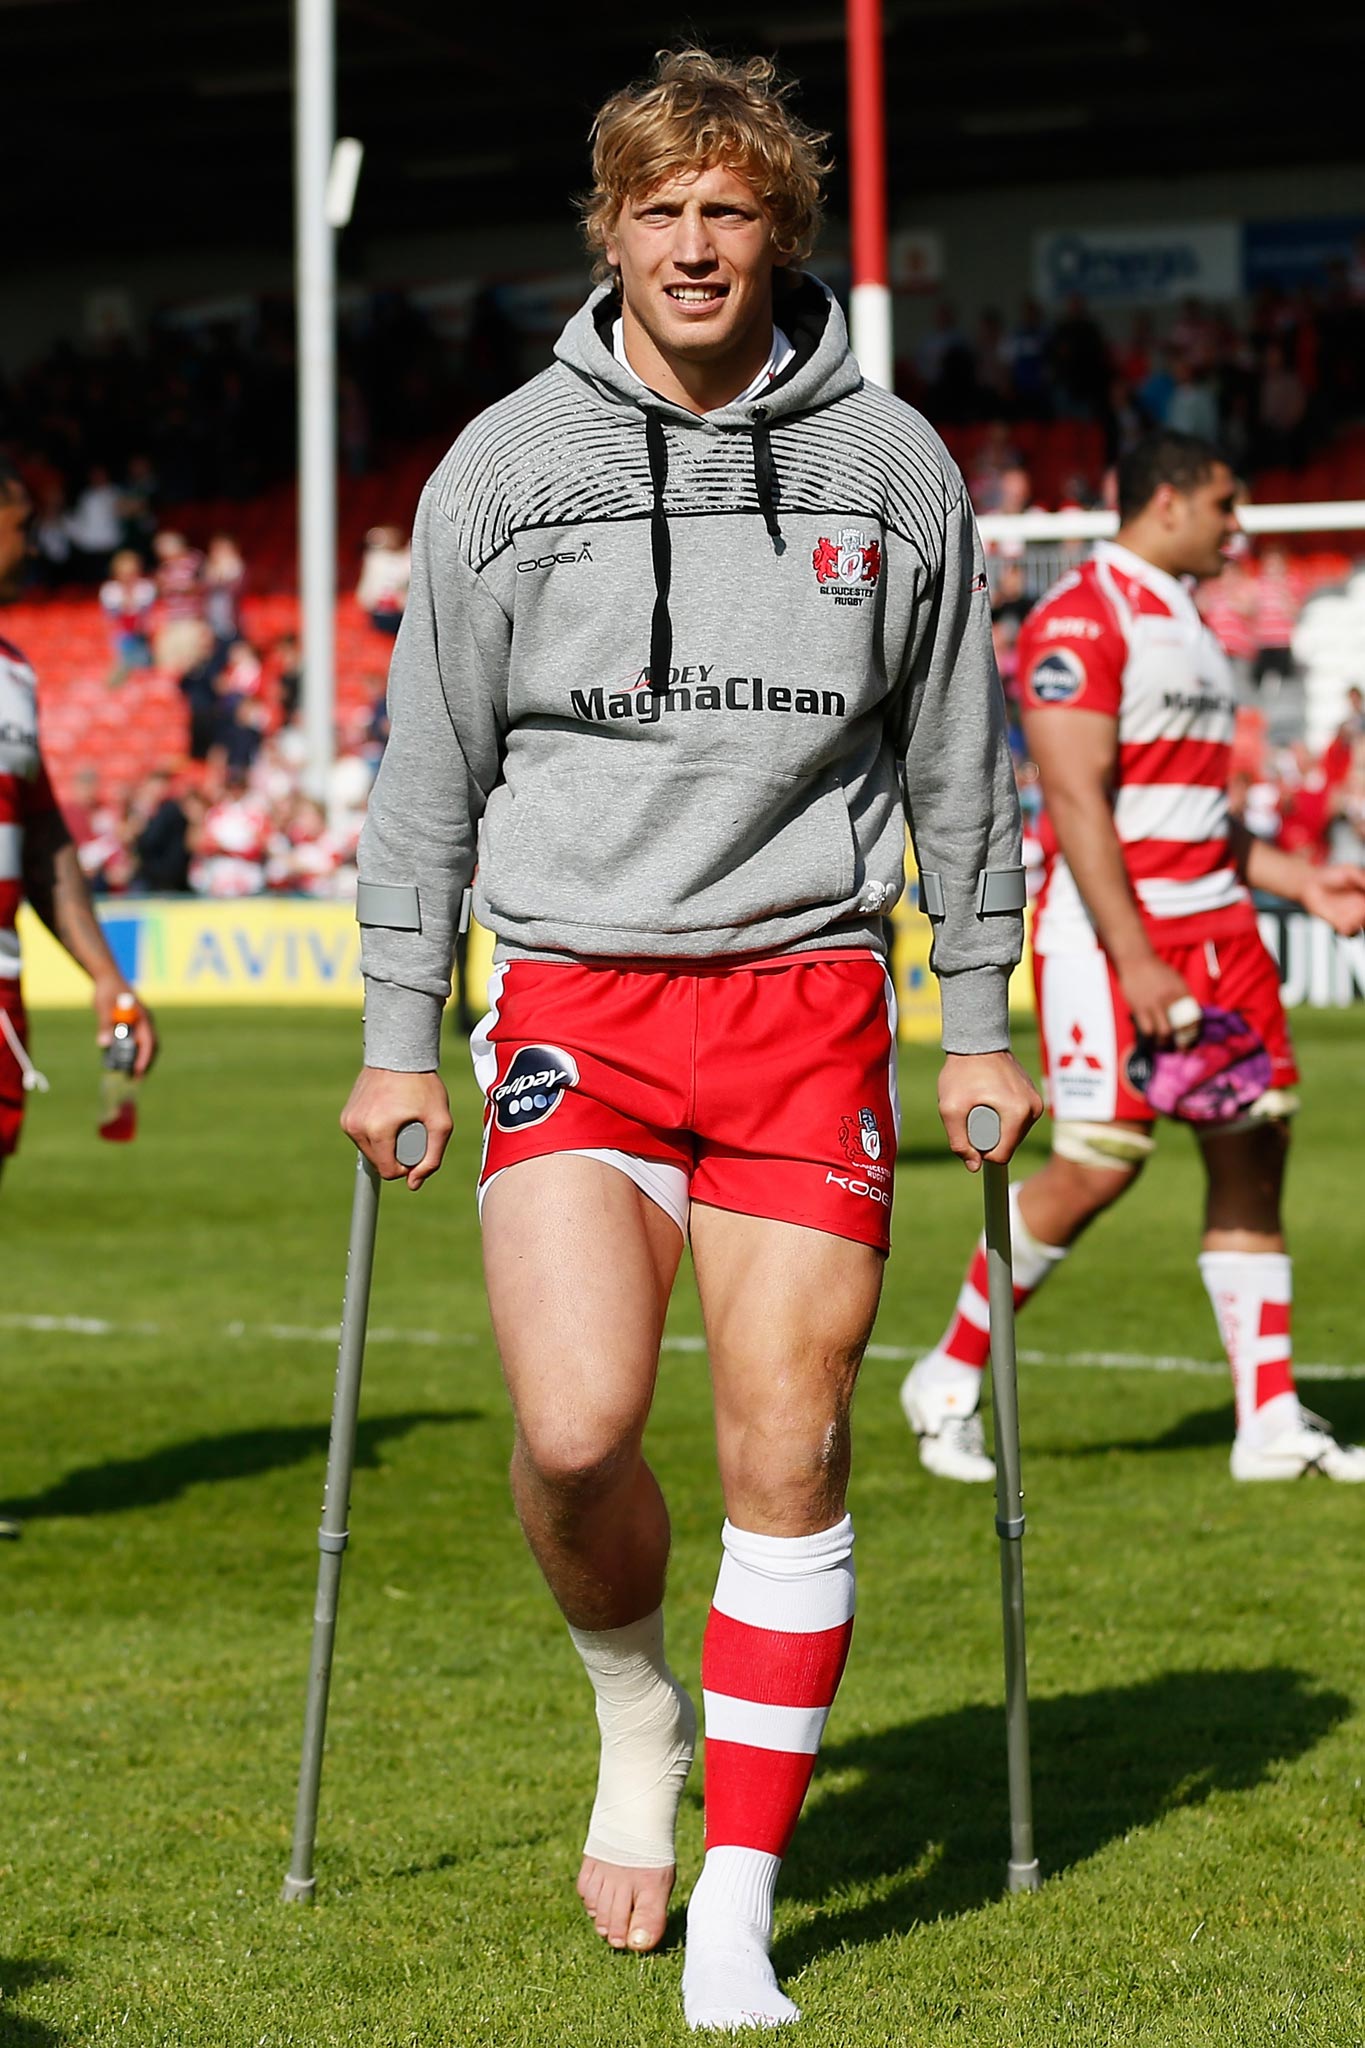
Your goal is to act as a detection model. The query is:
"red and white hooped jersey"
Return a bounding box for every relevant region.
[1019,540,1246,954]
[0,635,60,989]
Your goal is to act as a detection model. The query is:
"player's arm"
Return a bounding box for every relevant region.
[22,807,158,1074]
[344,484,510,1188]
[1229,819,1365,936]
[1022,705,1192,1045]
[898,484,1041,1168]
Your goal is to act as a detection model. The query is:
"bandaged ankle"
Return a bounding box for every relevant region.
[567,1607,696,1869]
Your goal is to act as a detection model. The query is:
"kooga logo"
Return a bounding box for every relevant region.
[517,542,594,574]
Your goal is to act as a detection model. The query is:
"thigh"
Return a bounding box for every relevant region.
[472,960,694,1198]
[689,955,898,1251]
[690,1203,885,1530]
[0,1001,28,1159]
[1204,927,1299,1092]
[1035,945,1154,1126]
[482,1152,685,1465]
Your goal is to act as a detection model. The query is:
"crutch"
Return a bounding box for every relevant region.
[966,1103,1041,1894]
[281,1119,428,1903]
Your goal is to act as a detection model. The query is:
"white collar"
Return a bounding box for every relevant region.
[1093,538,1199,620]
[612,319,795,414]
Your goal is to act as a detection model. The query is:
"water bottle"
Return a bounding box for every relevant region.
[98,990,140,1143]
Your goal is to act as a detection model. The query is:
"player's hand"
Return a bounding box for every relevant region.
[1116,953,1195,1044]
[938,1050,1042,1173]
[93,977,159,1078]
[341,1067,453,1189]
[1300,863,1365,936]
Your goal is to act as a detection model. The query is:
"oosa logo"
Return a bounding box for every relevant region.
[812,528,882,606]
[492,1045,580,1131]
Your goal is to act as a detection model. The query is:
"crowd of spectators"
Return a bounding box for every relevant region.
[0,289,465,527]
[900,272,1365,475]
[3,265,1363,909]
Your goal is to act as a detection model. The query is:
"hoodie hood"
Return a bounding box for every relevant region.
[553,274,863,689]
[553,272,864,425]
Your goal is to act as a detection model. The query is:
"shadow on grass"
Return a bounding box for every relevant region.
[1056,1376,1365,1458]
[0,1958,68,2046]
[774,1664,1348,1973]
[0,1409,481,1522]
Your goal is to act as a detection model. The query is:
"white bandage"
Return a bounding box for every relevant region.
[1205,1088,1301,1137]
[1167,996,1202,1050]
[1053,1120,1156,1173]
[568,1609,696,1869]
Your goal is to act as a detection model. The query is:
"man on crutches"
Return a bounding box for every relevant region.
[335,47,1039,2032]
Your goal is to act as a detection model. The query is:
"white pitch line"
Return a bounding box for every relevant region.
[3,1312,1364,1380]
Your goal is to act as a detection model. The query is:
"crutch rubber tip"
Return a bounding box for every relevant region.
[967,1104,1002,1154]
[1008,1859,1042,1893]
[395,1121,428,1169]
[281,1874,316,1904]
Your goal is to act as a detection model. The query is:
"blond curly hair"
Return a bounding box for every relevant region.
[580,49,830,285]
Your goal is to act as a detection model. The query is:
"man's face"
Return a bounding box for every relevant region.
[1162,462,1240,580]
[604,163,782,377]
[0,480,32,585]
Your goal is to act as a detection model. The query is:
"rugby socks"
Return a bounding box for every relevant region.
[915,1185,1068,1413]
[568,1608,696,1881]
[683,1515,856,2031]
[1198,1250,1300,1449]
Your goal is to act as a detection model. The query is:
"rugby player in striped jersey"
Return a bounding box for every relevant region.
[903,429,1365,1484]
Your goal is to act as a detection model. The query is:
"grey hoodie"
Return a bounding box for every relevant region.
[358,276,1023,1071]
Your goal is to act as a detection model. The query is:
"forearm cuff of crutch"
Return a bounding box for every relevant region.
[995,1514,1025,1540]
[317,1529,349,1554]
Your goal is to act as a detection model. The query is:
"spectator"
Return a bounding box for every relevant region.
[356,524,410,635]
[64,464,125,580]
[128,770,191,892]
[272,632,302,722]
[203,532,247,648]
[98,549,156,684]
[29,480,73,587]
[118,453,160,554]
[1198,555,1258,697]
[1253,340,1308,468]
[1001,298,1050,419]
[1164,354,1219,441]
[152,530,210,677]
[1046,292,1111,422]
[188,772,270,896]
[1252,546,1302,691]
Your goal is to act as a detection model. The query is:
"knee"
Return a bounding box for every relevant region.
[512,1417,642,1511]
[1049,1122,1153,1218]
[718,1397,852,1527]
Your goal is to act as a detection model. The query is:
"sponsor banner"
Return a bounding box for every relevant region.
[1243,216,1365,293]
[18,898,364,1008]
[1257,909,1365,1010]
[1034,222,1240,306]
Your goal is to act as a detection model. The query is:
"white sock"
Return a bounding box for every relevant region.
[684,1847,796,2031]
[683,1517,856,2031]
[911,1184,1066,1417]
[1198,1250,1300,1450]
[567,1607,696,1868]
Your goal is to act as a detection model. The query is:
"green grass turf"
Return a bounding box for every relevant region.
[3,1005,1364,2047]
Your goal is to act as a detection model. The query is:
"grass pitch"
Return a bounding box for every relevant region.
[3,1005,1364,2047]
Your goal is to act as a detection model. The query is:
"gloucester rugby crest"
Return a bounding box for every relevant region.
[813,528,882,605]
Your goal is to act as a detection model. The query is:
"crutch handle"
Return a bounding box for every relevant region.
[966,1103,1003,1156]
[395,1120,428,1169]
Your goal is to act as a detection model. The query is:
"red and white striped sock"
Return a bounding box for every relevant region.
[915,1185,1067,1416]
[1198,1250,1299,1450]
[682,1515,855,2031]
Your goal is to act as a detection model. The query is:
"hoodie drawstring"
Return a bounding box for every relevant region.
[645,413,672,693]
[751,415,783,546]
[644,409,783,693]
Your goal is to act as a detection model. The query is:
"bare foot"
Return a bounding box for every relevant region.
[576,1854,675,1951]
